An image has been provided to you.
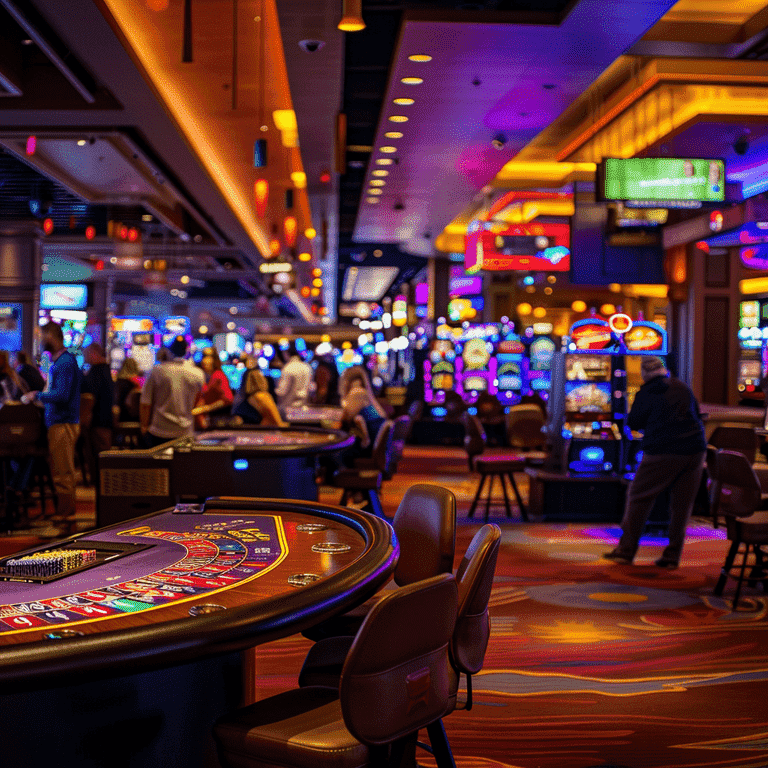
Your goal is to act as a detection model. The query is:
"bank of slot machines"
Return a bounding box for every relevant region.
[524,332,557,401]
[495,329,526,406]
[737,300,768,399]
[108,316,158,375]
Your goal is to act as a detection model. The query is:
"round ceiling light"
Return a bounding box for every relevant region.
[384,131,403,139]
[400,77,423,85]
[388,115,408,123]
[366,197,380,204]
[368,188,383,195]
[379,146,397,153]
[375,158,394,165]
[393,98,414,106]
[370,179,385,186]
[408,54,432,62]
[372,169,389,177]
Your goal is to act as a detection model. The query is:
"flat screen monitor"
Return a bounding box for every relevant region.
[566,354,611,381]
[601,158,725,203]
[0,304,22,351]
[40,284,89,310]
[564,381,612,414]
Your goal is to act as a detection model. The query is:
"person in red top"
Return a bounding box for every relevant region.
[193,348,234,429]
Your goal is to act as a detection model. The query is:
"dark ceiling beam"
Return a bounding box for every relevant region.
[0,0,97,104]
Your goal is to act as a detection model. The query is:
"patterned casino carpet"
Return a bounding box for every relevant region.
[255,446,768,768]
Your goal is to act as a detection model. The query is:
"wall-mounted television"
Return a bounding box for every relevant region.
[599,158,725,203]
[40,284,90,310]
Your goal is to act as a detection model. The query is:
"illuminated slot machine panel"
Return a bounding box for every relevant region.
[423,336,456,404]
[455,331,498,404]
[563,353,621,474]
[495,334,527,405]
[526,335,556,400]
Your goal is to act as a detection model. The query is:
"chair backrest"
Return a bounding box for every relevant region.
[451,524,501,676]
[506,404,546,450]
[475,392,504,422]
[407,400,423,422]
[382,414,410,478]
[0,403,45,449]
[370,419,393,473]
[392,483,456,587]
[715,449,762,520]
[708,426,759,464]
[463,413,486,468]
[443,391,468,422]
[340,573,457,746]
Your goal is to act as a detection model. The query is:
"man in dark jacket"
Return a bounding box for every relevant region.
[604,356,706,569]
[82,343,115,485]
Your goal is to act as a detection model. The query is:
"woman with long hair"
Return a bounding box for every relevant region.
[193,349,234,429]
[115,357,142,422]
[338,365,387,456]
[0,350,28,403]
[233,364,287,427]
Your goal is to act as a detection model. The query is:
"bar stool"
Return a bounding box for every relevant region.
[464,414,528,521]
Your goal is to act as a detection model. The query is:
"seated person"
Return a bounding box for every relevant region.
[115,357,143,422]
[0,350,29,404]
[339,366,388,460]
[194,349,234,429]
[232,365,287,427]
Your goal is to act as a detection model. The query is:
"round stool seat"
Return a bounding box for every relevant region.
[475,456,525,473]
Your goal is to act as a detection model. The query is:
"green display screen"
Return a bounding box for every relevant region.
[603,158,725,202]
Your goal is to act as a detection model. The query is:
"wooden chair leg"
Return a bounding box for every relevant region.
[733,544,750,609]
[715,540,740,596]
[499,473,512,519]
[507,471,529,521]
[484,474,493,522]
[468,474,486,519]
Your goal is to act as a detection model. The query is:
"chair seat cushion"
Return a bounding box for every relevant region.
[214,687,370,768]
[475,456,525,473]
[332,469,382,490]
[729,511,768,543]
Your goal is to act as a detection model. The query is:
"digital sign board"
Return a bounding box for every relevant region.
[465,222,570,273]
[601,158,725,203]
[40,284,89,310]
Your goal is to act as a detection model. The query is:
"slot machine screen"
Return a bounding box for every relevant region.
[564,381,612,414]
[497,357,522,391]
[566,355,611,382]
[463,376,488,392]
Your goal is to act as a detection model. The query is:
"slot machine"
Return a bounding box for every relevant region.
[108,317,158,375]
[525,326,557,401]
[736,300,766,399]
[454,324,499,403]
[495,329,527,406]
[423,324,458,405]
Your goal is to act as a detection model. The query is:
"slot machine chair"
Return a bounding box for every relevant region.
[711,450,768,609]
[505,404,547,467]
[463,414,528,521]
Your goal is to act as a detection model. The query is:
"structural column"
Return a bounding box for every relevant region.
[0,221,43,355]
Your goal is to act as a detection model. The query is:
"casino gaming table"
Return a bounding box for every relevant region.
[0,496,397,768]
[98,425,355,526]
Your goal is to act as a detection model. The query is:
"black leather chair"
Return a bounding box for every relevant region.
[214,573,459,768]
[303,482,456,642]
[711,450,768,609]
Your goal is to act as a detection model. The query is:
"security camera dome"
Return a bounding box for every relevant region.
[299,39,325,53]
[491,134,507,150]
[734,135,750,156]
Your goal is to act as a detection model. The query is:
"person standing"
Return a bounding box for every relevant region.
[22,322,81,524]
[81,343,115,485]
[604,356,707,569]
[275,342,313,412]
[140,336,205,447]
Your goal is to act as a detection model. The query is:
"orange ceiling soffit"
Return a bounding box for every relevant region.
[491,161,596,189]
[555,58,768,162]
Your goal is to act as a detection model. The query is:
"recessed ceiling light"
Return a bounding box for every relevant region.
[393,98,414,106]
[372,170,389,177]
[77,139,87,146]
[366,197,380,204]
[384,131,403,139]
[375,158,394,165]
[370,179,385,187]
[368,188,383,195]
[388,115,408,123]
[380,146,397,153]
[408,54,432,62]
[400,77,423,85]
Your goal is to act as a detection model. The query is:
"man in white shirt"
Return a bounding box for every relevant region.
[140,336,205,447]
[275,342,313,413]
